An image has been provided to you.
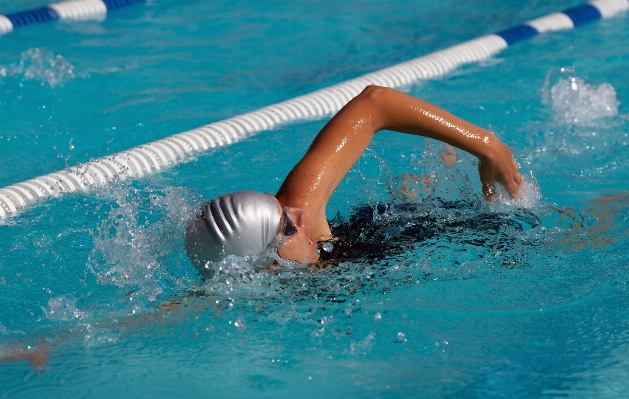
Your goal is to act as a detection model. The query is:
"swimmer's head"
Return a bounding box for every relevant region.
[185,190,297,271]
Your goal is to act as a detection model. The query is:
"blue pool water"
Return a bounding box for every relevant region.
[1,0,629,397]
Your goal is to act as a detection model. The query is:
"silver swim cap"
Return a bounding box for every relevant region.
[185,191,282,269]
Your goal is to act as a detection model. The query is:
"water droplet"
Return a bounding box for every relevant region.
[322,242,334,252]
[397,332,407,343]
[374,312,382,322]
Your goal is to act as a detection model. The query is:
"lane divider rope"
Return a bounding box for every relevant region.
[0,0,627,219]
[0,0,143,35]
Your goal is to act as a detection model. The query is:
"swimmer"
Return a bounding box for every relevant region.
[185,85,523,268]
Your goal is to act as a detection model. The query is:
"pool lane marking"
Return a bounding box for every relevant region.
[49,173,79,192]
[0,0,627,219]
[49,0,108,20]
[15,182,45,198]
[0,194,17,213]
[0,15,13,35]
[0,0,143,36]
[4,186,33,202]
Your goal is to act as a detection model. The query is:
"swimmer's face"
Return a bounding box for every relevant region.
[271,200,320,265]
[277,206,320,265]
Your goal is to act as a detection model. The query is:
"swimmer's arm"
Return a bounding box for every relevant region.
[277,85,522,237]
[0,343,49,371]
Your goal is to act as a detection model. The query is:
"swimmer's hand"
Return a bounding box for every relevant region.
[478,141,522,201]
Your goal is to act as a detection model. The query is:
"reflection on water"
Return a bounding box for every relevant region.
[557,192,629,253]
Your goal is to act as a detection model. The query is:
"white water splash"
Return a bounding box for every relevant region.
[543,70,619,126]
[531,70,623,163]
[43,296,87,322]
[89,185,201,307]
[492,176,541,209]
[0,48,86,88]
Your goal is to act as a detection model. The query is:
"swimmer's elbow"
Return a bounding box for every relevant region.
[356,85,391,104]
[352,85,395,132]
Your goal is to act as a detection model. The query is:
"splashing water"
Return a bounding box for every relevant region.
[40,138,546,332]
[491,155,541,209]
[0,48,85,88]
[44,296,87,322]
[87,185,202,312]
[491,176,541,209]
[542,69,619,126]
[531,69,623,163]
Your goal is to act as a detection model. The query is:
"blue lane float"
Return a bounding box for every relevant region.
[5,7,59,28]
[0,0,628,218]
[0,0,144,35]
[563,4,604,25]
[496,25,539,46]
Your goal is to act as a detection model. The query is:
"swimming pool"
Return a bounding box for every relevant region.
[1,0,628,397]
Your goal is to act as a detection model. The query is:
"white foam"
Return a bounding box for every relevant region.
[0,48,85,88]
[44,295,87,321]
[550,76,619,125]
[492,176,542,209]
[88,185,201,308]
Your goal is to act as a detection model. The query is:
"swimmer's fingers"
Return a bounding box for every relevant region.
[478,160,497,202]
[502,176,522,199]
[478,146,522,201]
[513,174,523,186]
[481,171,519,202]
[513,162,523,186]
[500,157,523,199]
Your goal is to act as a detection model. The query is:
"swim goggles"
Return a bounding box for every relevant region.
[273,203,298,248]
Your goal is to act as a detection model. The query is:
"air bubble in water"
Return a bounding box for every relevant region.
[235,319,246,331]
[374,312,382,322]
[397,332,407,343]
